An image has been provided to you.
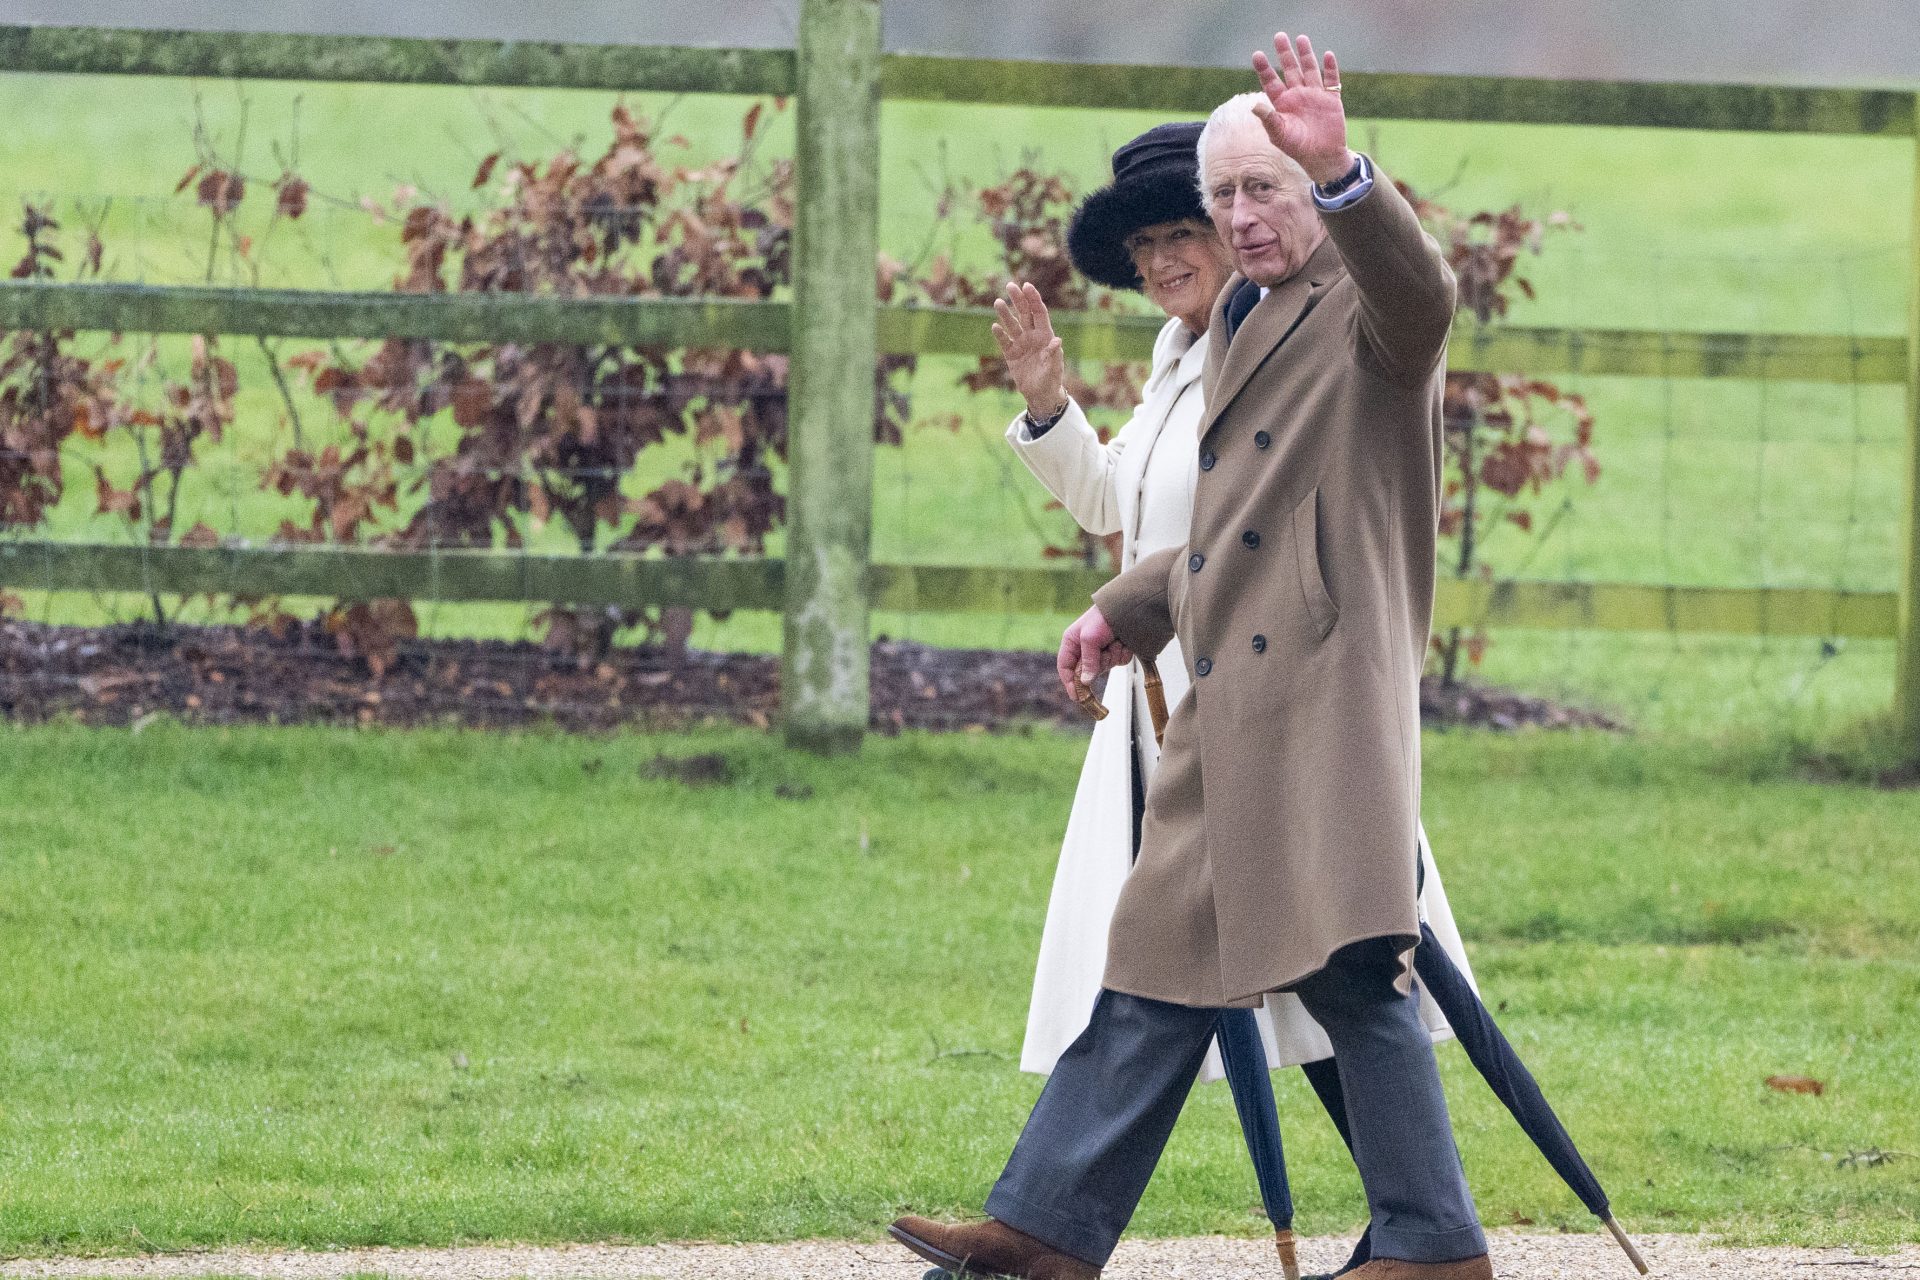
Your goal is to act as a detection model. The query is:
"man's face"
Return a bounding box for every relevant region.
[1203,117,1325,288]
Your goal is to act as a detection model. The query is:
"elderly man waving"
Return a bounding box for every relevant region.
[890,32,1489,1280]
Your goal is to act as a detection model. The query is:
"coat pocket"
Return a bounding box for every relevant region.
[1291,487,1339,640]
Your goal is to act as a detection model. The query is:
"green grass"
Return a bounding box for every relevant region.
[0,721,1916,1256]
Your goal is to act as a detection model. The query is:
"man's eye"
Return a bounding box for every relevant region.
[1170,228,1191,239]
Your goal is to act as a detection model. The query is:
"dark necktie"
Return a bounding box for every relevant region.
[1224,277,1261,344]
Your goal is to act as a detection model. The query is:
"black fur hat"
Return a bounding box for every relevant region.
[1066,121,1208,292]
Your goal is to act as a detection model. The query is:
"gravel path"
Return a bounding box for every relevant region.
[6,1233,1918,1280]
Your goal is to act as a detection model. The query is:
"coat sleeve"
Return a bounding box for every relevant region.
[1092,545,1182,660]
[1317,158,1458,386]
[1004,399,1125,537]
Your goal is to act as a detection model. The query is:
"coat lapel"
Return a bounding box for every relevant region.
[1125,332,1208,531]
[1116,325,1204,561]
[1200,238,1347,439]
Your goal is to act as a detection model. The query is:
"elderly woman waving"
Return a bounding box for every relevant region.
[997,121,1477,1141]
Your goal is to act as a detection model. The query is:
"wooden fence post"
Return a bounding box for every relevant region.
[782,0,882,754]
[1903,243,1920,745]
[1900,99,1920,756]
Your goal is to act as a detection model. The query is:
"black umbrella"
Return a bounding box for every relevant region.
[1409,920,1649,1273]
[1215,1004,1304,1280]
[1306,923,1649,1277]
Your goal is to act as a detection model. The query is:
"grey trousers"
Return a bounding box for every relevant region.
[985,939,1487,1268]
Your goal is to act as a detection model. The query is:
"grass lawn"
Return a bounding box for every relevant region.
[1,721,1916,1256]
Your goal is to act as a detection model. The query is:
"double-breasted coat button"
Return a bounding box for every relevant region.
[1254,430,1271,449]
[1242,530,1261,549]
[1194,658,1213,677]
[1252,634,1267,653]
[1188,552,1205,572]
[1199,450,1216,471]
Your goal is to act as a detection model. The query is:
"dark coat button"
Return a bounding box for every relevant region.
[1195,657,1213,677]
[1252,634,1267,653]
[1200,450,1216,471]
[1188,552,1205,572]
[1242,530,1260,549]
[1254,431,1271,449]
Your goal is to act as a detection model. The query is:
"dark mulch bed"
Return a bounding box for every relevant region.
[1796,752,1920,791]
[0,618,1620,735]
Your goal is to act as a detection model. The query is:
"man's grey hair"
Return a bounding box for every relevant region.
[1194,91,1311,196]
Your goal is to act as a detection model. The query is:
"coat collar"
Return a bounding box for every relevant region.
[1144,316,1208,396]
[1200,236,1346,438]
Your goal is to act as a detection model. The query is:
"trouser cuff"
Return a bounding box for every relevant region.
[983,1185,1114,1268]
[1370,1218,1488,1264]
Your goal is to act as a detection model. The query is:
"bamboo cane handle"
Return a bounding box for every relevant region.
[1140,657,1169,748]
[1067,677,1108,721]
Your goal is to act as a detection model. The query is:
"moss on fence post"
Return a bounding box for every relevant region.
[781,0,881,755]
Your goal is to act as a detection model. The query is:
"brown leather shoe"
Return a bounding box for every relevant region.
[1343,1255,1493,1280]
[888,1215,1100,1280]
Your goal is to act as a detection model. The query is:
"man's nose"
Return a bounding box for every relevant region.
[1231,191,1261,233]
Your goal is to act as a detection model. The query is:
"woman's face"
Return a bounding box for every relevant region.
[1124,217,1235,333]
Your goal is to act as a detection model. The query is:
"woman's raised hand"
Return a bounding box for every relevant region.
[992,281,1069,420]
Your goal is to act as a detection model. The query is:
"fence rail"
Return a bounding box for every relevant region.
[0,542,1897,639]
[4,11,1919,751]
[0,26,797,95]
[0,282,1904,384]
[2,26,1911,136]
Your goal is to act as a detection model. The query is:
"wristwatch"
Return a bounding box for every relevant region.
[1315,152,1369,200]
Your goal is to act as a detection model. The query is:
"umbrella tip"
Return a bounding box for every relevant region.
[1276,1228,1301,1280]
[1603,1216,1651,1275]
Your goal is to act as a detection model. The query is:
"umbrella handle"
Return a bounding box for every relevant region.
[1066,675,1109,722]
[1275,1228,1301,1280]
[1140,657,1169,748]
[1603,1216,1650,1275]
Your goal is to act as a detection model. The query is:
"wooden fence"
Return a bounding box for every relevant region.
[0,6,1916,752]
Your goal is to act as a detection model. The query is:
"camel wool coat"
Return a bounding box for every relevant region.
[1007,317,1475,1073]
[1092,164,1456,1008]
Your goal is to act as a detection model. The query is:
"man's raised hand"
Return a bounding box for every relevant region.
[991,281,1069,420]
[1251,33,1354,186]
